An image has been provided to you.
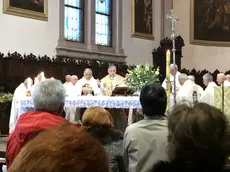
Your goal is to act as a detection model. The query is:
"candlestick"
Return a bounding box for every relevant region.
[166,50,171,115]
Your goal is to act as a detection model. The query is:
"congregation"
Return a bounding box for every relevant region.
[2,63,230,172]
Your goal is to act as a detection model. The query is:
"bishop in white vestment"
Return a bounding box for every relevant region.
[200,73,217,106]
[188,75,203,97]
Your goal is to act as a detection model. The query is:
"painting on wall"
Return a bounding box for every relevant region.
[131,0,154,40]
[190,0,230,46]
[3,0,48,21]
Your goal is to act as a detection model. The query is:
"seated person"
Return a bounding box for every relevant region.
[6,79,71,168]
[82,107,126,172]
[152,103,230,172]
[8,125,110,172]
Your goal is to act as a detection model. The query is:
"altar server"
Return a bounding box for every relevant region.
[78,68,101,96]
[9,78,33,133]
[188,75,203,97]
[162,64,181,93]
[101,65,124,96]
[217,73,230,86]
[176,74,202,106]
[200,73,217,106]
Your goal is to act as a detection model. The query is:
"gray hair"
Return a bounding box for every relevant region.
[32,79,66,112]
[203,73,213,82]
[188,75,195,82]
[170,64,178,71]
[178,73,188,81]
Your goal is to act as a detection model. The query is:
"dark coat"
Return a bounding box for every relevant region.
[86,127,126,172]
[151,160,229,172]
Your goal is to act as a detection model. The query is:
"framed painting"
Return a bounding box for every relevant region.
[131,0,154,40]
[3,0,48,21]
[190,0,230,46]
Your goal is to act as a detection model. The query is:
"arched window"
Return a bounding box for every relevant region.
[64,0,84,42]
[95,0,112,46]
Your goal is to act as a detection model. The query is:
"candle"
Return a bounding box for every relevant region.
[27,77,32,90]
[34,77,39,85]
[166,50,171,114]
[40,72,45,81]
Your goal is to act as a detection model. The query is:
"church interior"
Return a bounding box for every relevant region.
[1,0,230,171]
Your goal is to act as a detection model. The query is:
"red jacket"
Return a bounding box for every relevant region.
[6,111,68,168]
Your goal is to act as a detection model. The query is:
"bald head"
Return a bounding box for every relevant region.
[226,74,230,82]
[178,73,188,86]
[203,73,213,87]
[71,75,78,85]
[169,64,178,75]
[65,75,71,83]
[84,68,93,80]
[217,73,225,85]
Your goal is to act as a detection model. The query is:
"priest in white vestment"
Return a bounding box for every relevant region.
[9,78,33,133]
[162,64,181,92]
[200,73,217,106]
[176,74,202,106]
[77,68,101,96]
[65,75,79,97]
[217,73,230,86]
[64,74,71,86]
[188,75,203,97]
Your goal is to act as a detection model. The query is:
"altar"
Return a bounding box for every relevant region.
[14,96,142,132]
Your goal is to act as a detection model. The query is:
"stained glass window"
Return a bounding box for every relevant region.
[64,0,84,42]
[95,0,112,46]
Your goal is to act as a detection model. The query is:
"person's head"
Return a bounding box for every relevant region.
[71,75,78,85]
[217,73,226,85]
[168,103,230,166]
[169,64,178,75]
[82,107,113,128]
[178,73,188,86]
[8,125,110,172]
[24,78,33,89]
[226,74,230,82]
[32,79,65,115]
[140,83,167,117]
[203,73,213,87]
[65,75,71,83]
[108,64,117,77]
[84,68,93,80]
[188,75,195,82]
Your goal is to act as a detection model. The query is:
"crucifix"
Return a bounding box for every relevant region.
[166,9,179,105]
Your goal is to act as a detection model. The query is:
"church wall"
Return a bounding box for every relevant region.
[123,0,165,65]
[0,0,59,58]
[173,0,230,72]
[0,0,168,66]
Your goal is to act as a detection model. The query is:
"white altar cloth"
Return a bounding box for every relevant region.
[15,96,142,109]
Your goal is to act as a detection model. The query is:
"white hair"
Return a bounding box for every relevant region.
[203,73,213,82]
[188,75,195,82]
[170,64,178,71]
[32,79,66,112]
[178,73,188,81]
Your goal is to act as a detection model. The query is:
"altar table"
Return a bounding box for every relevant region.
[16,96,142,109]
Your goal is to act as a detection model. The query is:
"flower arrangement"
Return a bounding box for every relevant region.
[126,63,160,92]
[0,92,13,103]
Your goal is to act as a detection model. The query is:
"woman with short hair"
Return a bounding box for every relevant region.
[82,107,126,172]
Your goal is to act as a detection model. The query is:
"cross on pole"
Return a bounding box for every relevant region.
[166,9,179,105]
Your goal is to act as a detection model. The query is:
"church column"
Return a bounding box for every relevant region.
[85,0,94,50]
